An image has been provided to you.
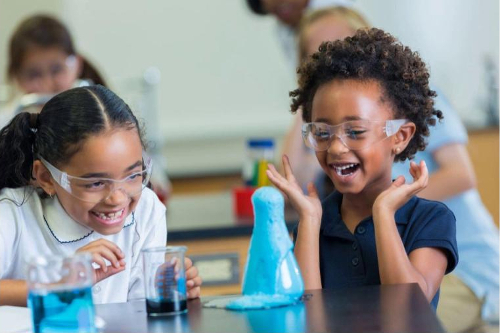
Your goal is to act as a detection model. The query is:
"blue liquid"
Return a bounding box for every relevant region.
[28,286,96,333]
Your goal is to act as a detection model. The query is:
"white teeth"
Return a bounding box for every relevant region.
[334,163,356,171]
[333,163,358,176]
[94,209,124,220]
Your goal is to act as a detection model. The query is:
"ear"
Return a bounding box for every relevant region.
[392,122,416,154]
[33,160,56,196]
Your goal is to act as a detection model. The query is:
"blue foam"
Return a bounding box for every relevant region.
[228,187,304,310]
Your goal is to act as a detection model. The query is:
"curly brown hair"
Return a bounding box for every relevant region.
[290,28,443,162]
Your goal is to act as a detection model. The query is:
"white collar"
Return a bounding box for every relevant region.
[42,196,134,244]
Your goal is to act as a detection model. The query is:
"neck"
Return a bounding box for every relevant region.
[340,177,393,232]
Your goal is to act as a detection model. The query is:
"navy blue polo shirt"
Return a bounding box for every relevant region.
[293,191,458,310]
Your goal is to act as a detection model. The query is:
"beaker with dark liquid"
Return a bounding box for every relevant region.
[142,246,187,316]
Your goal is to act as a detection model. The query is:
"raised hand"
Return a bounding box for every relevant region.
[76,239,126,284]
[266,155,322,224]
[373,160,429,216]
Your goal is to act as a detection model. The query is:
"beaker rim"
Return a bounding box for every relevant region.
[141,246,187,253]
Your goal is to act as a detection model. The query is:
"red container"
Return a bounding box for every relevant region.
[232,186,257,218]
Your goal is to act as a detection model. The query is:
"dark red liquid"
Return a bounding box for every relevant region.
[146,299,187,315]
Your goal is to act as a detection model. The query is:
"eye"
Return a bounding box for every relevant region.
[25,70,42,80]
[311,125,331,141]
[126,172,143,182]
[84,181,106,190]
[50,64,64,75]
[314,130,330,140]
[345,129,367,139]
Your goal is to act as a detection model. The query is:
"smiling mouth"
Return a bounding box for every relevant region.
[91,208,125,222]
[331,163,360,176]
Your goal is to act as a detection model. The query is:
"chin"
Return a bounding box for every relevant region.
[95,223,125,236]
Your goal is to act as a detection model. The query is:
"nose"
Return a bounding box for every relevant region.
[327,134,349,155]
[38,74,57,94]
[103,187,129,205]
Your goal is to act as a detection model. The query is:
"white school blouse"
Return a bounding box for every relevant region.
[0,187,167,304]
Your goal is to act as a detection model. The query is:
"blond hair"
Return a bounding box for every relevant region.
[297,6,370,64]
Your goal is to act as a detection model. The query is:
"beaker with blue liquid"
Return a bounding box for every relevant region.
[26,253,96,333]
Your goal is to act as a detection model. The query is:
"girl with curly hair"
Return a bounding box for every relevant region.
[267,28,458,310]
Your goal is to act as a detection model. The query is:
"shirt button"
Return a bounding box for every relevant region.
[357,226,366,235]
[352,242,358,250]
[93,285,101,294]
[352,257,359,266]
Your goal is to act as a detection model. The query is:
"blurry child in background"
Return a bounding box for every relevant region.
[1,15,106,125]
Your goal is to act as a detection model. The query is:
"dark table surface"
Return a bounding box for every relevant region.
[96,283,445,333]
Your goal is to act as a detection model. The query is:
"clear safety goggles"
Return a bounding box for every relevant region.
[302,119,408,151]
[40,153,153,203]
[19,55,78,83]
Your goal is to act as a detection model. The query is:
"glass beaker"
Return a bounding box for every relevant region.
[142,246,187,316]
[26,253,96,333]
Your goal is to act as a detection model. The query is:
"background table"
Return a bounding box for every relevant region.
[96,283,445,333]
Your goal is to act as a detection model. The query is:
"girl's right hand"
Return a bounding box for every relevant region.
[266,155,322,226]
[76,239,126,284]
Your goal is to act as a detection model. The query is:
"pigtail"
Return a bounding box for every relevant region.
[0,112,37,190]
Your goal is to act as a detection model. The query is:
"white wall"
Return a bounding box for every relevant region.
[0,0,498,176]
[354,0,499,128]
[61,0,295,143]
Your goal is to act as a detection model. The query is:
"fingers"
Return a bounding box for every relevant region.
[77,239,125,272]
[419,160,428,186]
[184,257,202,298]
[306,182,319,199]
[184,257,193,270]
[94,265,126,283]
[91,253,109,273]
[392,175,406,187]
[186,276,202,289]
[408,160,428,188]
[185,262,198,280]
[187,286,200,299]
[266,165,289,194]
[282,155,295,181]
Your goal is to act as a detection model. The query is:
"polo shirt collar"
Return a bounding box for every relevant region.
[321,191,413,238]
[321,191,352,240]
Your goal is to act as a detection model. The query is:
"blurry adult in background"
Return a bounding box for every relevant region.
[247,3,500,332]
[246,0,354,67]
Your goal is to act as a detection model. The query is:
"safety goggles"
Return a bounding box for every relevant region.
[302,119,408,151]
[40,153,153,203]
[19,55,77,83]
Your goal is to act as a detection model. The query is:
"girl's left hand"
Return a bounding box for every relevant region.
[185,257,202,299]
[373,160,428,216]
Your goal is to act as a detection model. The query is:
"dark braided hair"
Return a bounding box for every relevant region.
[290,28,443,162]
[0,85,145,190]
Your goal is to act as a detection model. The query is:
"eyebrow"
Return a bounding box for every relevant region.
[78,160,143,178]
[313,116,364,124]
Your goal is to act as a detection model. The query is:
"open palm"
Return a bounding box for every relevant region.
[266,155,322,223]
[374,160,428,214]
